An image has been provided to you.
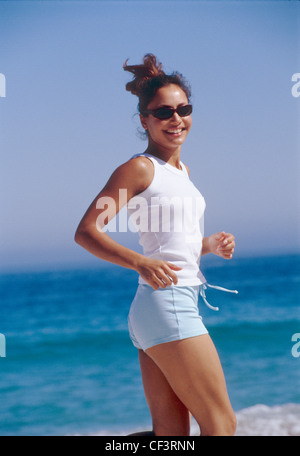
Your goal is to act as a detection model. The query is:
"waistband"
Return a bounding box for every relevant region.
[200,283,238,311]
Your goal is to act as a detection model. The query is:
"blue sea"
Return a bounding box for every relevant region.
[0,254,300,436]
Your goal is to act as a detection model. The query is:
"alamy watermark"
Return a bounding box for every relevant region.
[291,333,300,358]
[291,73,300,98]
[95,189,205,243]
[0,73,6,98]
[0,333,6,357]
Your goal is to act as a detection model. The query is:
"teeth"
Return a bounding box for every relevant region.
[166,128,182,134]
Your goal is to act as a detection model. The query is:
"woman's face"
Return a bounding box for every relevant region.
[140,84,192,151]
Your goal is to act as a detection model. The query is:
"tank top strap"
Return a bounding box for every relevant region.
[130,153,189,179]
[130,153,159,168]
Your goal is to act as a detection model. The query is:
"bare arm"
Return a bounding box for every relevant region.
[74,157,181,289]
[75,158,145,270]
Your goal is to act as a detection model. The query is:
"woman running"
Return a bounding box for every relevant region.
[75,54,237,436]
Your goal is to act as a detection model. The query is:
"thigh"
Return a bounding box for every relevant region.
[145,334,235,436]
[138,349,190,436]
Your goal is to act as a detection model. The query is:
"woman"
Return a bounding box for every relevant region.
[75,54,237,436]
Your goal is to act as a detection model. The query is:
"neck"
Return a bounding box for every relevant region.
[144,143,182,169]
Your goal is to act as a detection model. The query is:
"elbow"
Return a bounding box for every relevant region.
[74,227,87,246]
[74,224,99,246]
[74,229,81,245]
[74,223,104,246]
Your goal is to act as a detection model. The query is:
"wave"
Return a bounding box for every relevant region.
[234,403,300,436]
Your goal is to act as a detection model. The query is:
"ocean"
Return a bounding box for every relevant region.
[0,254,299,436]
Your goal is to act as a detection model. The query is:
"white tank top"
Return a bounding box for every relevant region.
[127,153,207,286]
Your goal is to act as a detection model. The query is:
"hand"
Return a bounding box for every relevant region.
[136,257,182,290]
[207,232,235,260]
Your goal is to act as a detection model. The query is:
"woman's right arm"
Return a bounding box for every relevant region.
[74,157,181,289]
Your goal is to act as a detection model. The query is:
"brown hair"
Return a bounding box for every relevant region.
[123,53,191,116]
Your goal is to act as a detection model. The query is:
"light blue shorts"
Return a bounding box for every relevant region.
[128,284,208,351]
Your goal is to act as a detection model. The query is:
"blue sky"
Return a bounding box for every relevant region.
[0,0,299,271]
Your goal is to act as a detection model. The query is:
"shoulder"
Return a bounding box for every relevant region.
[126,154,154,173]
[124,154,154,183]
[107,154,154,196]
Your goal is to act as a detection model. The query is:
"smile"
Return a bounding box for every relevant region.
[165,128,185,135]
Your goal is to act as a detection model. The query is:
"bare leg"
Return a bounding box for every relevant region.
[145,334,236,436]
[138,349,191,436]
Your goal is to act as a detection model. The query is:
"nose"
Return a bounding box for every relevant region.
[170,111,182,123]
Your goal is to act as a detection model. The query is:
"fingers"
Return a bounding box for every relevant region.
[215,231,226,241]
[166,262,182,271]
[149,261,182,289]
[154,263,180,288]
[217,233,235,259]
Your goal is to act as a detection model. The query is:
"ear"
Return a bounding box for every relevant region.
[139,114,148,130]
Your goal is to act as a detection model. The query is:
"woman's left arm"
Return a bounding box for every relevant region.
[202,232,235,260]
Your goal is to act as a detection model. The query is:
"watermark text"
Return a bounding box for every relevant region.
[0,333,6,357]
[95,189,205,244]
[0,73,6,98]
[291,73,300,98]
[291,333,300,358]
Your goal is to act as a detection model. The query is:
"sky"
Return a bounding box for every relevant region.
[0,0,299,272]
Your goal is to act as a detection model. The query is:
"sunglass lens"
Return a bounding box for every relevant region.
[151,105,193,119]
[153,108,174,120]
[177,105,193,117]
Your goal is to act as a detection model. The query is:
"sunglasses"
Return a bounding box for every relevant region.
[143,104,193,120]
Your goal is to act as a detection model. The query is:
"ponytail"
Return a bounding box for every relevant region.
[123,54,164,97]
[123,53,191,115]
